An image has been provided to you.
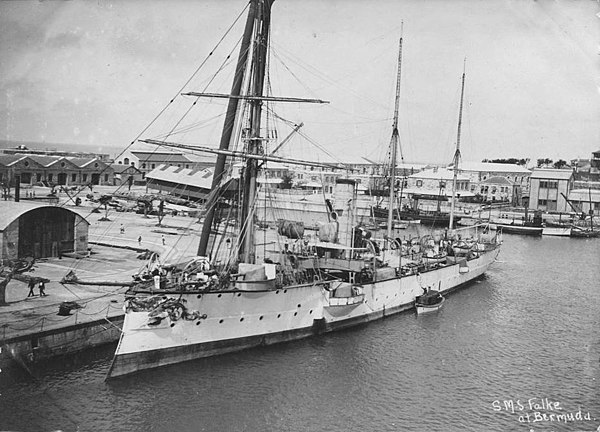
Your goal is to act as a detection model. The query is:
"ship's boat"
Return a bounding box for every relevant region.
[415,290,445,314]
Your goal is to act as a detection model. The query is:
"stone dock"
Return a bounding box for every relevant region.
[0,185,203,370]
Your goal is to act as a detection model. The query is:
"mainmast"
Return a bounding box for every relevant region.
[449,59,466,230]
[387,35,403,240]
[197,0,258,257]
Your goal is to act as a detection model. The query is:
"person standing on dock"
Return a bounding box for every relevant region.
[138,235,142,245]
[27,279,36,297]
[39,280,47,297]
[161,235,166,246]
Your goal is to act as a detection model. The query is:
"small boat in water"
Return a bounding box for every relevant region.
[541,226,572,237]
[570,226,600,238]
[415,289,445,314]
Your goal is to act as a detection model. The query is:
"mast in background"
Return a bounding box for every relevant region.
[386,33,404,241]
[449,59,466,231]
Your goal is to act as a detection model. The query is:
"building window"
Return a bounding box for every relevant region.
[185,164,189,169]
[151,164,155,169]
[416,180,423,187]
[142,163,146,169]
[83,174,88,182]
[48,173,53,182]
[71,174,77,182]
[124,158,130,165]
[538,199,547,206]
[104,174,109,182]
[539,180,558,189]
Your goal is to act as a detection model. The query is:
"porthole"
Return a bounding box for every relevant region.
[284,289,288,293]
[293,312,297,316]
[240,317,244,322]
[259,316,263,320]
[218,294,222,298]
[196,321,201,326]
[197,294,202,299]
[219,319,224,324]
[297,304,301,308]
[277,314,281,318]
[309,310,313,314]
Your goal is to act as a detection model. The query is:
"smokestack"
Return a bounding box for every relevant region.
[14,175,20,202]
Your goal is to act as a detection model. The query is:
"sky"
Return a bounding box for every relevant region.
[1,0,599,165]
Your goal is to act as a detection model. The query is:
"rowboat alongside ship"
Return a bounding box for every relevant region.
[415,289,445,314]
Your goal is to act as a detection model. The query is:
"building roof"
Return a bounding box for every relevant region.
[481,176,514,185]
[0,155,26,166]
[0,201,89,231]
[403,187,475,198]
[299,181,323,188]
[409,167,469,181]
[456,161,531,174]
[568,188,600,203]
[66,157,105,168]
[530,168,574,180]
[110,163,142,174]
[28,155,66,167]
[131,151,192,164]
[258,178,283,184]
[145,164,213,189]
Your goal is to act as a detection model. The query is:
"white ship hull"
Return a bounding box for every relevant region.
[108,247,500,378]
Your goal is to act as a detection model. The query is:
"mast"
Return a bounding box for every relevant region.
[387,35,403,240]
[449,59,466,230]
[589,184,594,231]
[197,0,258,257]
[240,0,272,264]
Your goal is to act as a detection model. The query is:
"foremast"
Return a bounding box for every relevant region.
[449,59,466,230]
[197,0,258,258]
[240,0,272,264]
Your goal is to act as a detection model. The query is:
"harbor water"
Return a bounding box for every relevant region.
[1,234,599,432]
